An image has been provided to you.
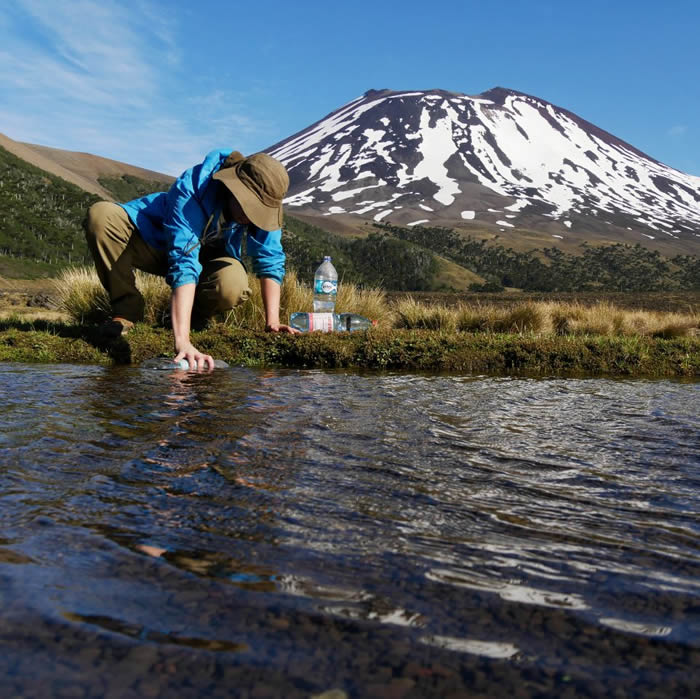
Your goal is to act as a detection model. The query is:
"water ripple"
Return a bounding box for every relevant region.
[1,364,699,696]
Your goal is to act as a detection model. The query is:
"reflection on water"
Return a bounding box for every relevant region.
[0,363,698,697]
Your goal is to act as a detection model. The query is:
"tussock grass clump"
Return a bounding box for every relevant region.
[393,297,456,331]
[336,282,389,327]
[52,266,111,324]
[389,298,699,338]
[51,268,699,339]
[550,303,584,336]
[456,304,489,332]
[397,299,546,335]
[568,302,618,336]
[137,273,171,326]
[223,269,311,330]
[548,301,699,338]
[490,303,548,334]
[654,322,697,339]
[393,297,425,329]
[52,266,170,325]
[216,270,392,331]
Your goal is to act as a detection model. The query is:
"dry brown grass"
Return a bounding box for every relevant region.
[52,265,391,329]
[545,301,699,338]
[136,272,172,326]
[389,298,699,337]
[394,297,458,331]
[51,266,391,330]
[46,269,700,337]
[52,266,111,323]
[396,298,547,334]
[225,269,392,330]
[489,302,548,334]
[52,266,170,324]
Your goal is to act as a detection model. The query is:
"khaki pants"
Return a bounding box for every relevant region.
[84,202,251,322]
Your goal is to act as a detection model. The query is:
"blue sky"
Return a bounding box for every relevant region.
[1,0,698,177]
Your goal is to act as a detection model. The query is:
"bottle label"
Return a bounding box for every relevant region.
[308,313,334,332]
[314,279,337,295]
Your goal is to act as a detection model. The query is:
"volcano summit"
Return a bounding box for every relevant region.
[267,88,700,250]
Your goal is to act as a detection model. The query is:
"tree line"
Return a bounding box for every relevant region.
[97,174,174,203]
[280,217,438,290]
[2,141,698,292]
[374,222,700,291]
[0,146,99,264]
[0,146,172,266]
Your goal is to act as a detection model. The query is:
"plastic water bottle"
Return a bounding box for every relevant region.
[313,256,338,312]
[140,358,230,370]
[289,312,376,333]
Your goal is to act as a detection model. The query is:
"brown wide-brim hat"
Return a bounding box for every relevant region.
[212,151,289,231]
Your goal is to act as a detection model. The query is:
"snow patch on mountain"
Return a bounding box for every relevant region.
[408,106,461,205]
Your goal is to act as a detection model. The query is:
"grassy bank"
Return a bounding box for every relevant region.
[0,268,698,376]
[0,319,698,377]
[50,267,700,338]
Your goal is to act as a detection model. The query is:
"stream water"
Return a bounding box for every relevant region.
[0,363,698,697]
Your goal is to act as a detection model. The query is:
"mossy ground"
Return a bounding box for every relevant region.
[0,318,698,377]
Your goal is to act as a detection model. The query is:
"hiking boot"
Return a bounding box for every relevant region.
[100,317,135,338]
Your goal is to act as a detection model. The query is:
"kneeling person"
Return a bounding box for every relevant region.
[84,149,299,370]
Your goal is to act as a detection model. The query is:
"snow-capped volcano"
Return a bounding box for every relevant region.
[267,88,700,245]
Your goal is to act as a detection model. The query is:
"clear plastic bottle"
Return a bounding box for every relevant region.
[290,312,376,333]
[140,358,229,370]
[313,256,338,312]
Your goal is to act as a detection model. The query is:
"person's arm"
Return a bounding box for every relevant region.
[260,277,300,334]
[163,153,229,369]
[172,283,215,369]
[245,226,298,334]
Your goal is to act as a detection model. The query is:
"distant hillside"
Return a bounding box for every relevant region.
[282,216,448,291]
[0,145,99,265]
[1,135,697,292]
[279,215,700,293]
[373,222,700,292]
[0,132,174,200]
[96,174,173,202]
[0,144,172,267]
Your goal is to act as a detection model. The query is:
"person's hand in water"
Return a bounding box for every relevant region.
[174,342,215,371]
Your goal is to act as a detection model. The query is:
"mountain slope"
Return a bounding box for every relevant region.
[267,88,700,254]
[0,139,172,270]
[0,144,100,265]
[0,132,173,200]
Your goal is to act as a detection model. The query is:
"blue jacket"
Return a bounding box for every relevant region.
[119,149,286,288]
